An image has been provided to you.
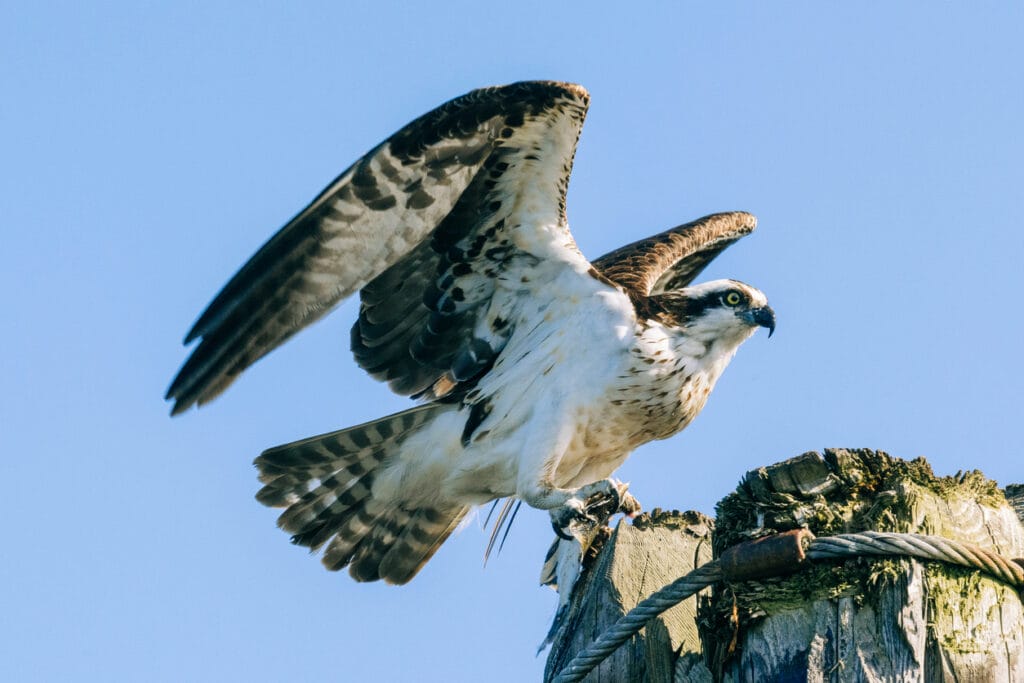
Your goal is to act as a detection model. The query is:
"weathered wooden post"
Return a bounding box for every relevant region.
[543,449,1024,682]
[543,509,715,681]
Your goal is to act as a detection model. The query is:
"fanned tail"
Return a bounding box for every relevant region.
[254,404,467,584]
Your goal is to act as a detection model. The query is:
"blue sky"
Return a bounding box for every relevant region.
[3,3,1022,681]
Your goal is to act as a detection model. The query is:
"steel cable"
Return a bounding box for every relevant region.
[552,530,1023,683]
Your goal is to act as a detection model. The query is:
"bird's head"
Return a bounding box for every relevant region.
[653,279,775,348]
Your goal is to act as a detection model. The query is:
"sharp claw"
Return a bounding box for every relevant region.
[551,521,575,541]
[618,490,642,517]
[602,483,621,511]
[550,480,644,542]
[579,479,632,519]
[550,498,591,539]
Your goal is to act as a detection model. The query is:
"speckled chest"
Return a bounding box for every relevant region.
[609,322,717,442]
[550,331,715,489]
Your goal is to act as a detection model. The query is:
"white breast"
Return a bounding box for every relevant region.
[435,267,639,500]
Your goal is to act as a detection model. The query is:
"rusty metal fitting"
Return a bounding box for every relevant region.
[720,528,816,582]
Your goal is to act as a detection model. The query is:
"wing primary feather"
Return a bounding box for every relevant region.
[167,81,591,414]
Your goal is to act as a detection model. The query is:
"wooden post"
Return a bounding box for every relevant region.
[543,449,1024,682]
[1007,484,1024,524]
[543,509,715,682]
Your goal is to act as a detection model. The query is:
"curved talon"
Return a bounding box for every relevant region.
[591,482,620,512]
[550,479,643,542]
[618,491,642,517]
[550,498,594,539]
[552,520,575,541]
[579,478,640,521]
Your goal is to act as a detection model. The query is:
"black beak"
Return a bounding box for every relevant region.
[740,306,776,337]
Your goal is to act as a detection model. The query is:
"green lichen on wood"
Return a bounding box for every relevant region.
[706,448,1014,640]
[632,508,713,532]
[730,563,858,614]
[714,449,1005,551]
[922,561,1022,656]
[927,564,988,654]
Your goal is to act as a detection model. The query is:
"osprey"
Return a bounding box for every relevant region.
[167,81,775,584]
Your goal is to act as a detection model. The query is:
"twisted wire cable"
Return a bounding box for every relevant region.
[550,561,722,683]
[806,531,1024,586]
[552,531,1023,683]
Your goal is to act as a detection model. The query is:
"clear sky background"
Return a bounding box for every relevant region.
[3,3,1022,681]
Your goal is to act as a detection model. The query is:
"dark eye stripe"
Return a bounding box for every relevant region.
[650,287,753,326]
[679,290,736,316]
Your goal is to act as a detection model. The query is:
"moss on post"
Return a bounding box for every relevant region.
[543,449,1024,682]
[700,449,1024,681]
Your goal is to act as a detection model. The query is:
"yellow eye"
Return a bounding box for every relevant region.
[724,291,742,306]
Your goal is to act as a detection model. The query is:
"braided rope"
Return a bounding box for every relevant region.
[552,531,1024,683]
[550,562,722,683]
[807,531,1024,586]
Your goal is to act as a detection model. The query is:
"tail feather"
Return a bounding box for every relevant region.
[274,466,378,539]
[349,507,413,582]
[253,403,465,584]
[252,478,301,507]
[377,506,468,584]
[321,502,387,571]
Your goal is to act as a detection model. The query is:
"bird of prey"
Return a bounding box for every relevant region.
[167,81,775,585]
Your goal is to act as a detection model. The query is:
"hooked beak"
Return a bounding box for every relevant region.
[739,305,776,337]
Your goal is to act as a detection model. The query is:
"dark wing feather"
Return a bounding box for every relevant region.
[349,239,438,396]
[351,140,575,401]
[591,212,757,296]
[168,81,590,414]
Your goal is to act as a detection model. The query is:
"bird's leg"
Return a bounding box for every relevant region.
[514,413,583,512]
[517,480,599,538]
[513,412,640,528]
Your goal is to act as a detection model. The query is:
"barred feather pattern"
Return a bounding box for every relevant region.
[254,404,467,584]
[167,81,590,414]
[167,82,772,587]
[592,212,757,296]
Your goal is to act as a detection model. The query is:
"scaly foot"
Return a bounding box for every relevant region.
[549,479,641,539]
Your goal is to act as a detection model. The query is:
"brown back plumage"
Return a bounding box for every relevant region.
[592,212,756,298]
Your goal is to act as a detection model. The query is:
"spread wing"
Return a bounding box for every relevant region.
[167,81,590,414]
[592,212,757,296]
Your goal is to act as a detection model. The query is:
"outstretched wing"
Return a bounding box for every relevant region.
[591,212,757,296]
[167,81,590,414]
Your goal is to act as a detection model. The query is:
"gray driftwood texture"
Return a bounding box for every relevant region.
[543,510,714,682]
[543,449,1024,683]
